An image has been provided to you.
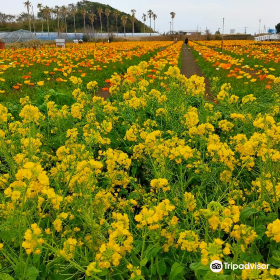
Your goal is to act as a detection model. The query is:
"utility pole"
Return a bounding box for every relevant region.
[169,21,171,34]
[264,25,266,33]
[221,17,224,53]
[32,5,36,36]
[244,27,247,34]
[259,19,261,36]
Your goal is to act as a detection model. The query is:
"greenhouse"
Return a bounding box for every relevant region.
[0,29,37,44]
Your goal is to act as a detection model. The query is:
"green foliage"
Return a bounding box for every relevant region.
[275,23,280,34]
[0,1,153,34]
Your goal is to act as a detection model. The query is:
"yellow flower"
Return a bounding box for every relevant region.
[266,219,280,242]
[37,81,44,86]
[87,81,98,90]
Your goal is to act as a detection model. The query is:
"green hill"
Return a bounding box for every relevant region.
[0,1,154,34]
[73,1,153,34]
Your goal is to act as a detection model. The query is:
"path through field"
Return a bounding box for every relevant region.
[97,43,213,100]
[181,44,212,99]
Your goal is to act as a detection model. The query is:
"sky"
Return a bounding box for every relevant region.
[1,0,279,35]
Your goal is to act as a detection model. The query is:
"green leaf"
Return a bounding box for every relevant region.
[32,253,40,264]
[140,257,148,267]
[147,246,161,259]
[142,266,149,277]
[255,225,266,238]
[190,262,209,271]
[170,262,184,280]
[0,274,15,280]
[271,250,280,266]
[25,266,39,280]
[151,263,157,275]
[240,207,258,222]
[97,269,108,277]
[157,259,167,276]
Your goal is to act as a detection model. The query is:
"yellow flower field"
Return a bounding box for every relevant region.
[0,41,280,280]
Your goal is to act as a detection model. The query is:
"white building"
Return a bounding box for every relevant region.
[254,34,280,41]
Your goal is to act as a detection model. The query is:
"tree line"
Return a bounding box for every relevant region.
[0,0,162,36]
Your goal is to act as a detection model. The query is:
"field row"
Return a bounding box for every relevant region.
[0,42,171,99]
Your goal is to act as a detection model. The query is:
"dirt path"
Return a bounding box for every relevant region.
[180,44,213,100]
[96,44,214,101]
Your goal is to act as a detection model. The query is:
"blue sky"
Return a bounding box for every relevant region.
[1,0,279,34]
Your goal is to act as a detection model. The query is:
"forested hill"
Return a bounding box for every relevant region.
[0,0,154,33]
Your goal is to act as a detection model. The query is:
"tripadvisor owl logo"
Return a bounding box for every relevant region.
[210,260,270,273]
[210,260,223,273]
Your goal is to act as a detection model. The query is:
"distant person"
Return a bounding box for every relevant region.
[185,37,189,45]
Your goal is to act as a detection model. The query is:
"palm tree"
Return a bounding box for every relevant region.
[170,12,175,33]
[142,13,146,33]
[24,1,32,32]
[81,9,87,33]
[69,4,77,34]
[43,6,51,37]
[121,15,127,37]
[153,14,157,32]
[31,5,36,35]
[88,13,96,36]
[147,10,153,36]
[97,7,103,34]
[131,9,136,36]
[37,3,44,32]
[61,6,68,35]
[53,6,60,35]
[105,8,111,37]
[113,10,119,36]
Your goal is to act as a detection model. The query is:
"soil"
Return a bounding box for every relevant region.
[96,88,110,99]
[180,44,214,101]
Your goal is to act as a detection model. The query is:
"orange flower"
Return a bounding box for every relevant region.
[56,78,63,82]
[13,86,20,90]
[22,75,31,79]
[102,87,109,91]
[265,85,271,90]
[105,79,111,83]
